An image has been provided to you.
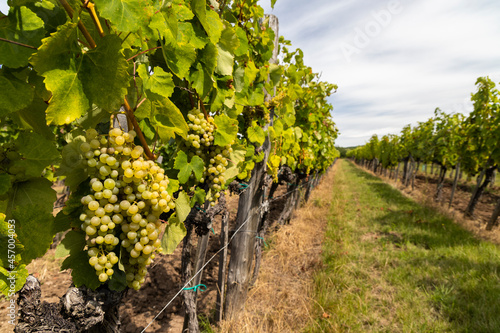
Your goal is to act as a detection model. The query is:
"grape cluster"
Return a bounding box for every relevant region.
[183,109,233,205]
[78,128,174,290]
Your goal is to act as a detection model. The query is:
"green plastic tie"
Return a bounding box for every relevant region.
[256,236,268,247]
[183,284,207,292]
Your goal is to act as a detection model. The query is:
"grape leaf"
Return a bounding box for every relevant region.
[52,210,73,234]
[44,68,90,125]
[234,26,249,57]
[222,143,246,181]
[215,45,234,76]
[178,21,208,50]
[199,42,217,75]
[9,178,56,215]
[80,35,130,112]
[7,179,56,264]
[219,26,239,53]
[61,248,100,290]
[138,65,175,99]
[0,174,12,196]
[191,188,206,206]
[30,22,79,74]
[214,114,238,146]
[269,63,283,87]
[55,230,86,259]
[160,213,186,254]
[16,98,53,140]
[137,96,189,141]
[166,179,179,195]
[0,264,28,297]
[148,7,177,46]
[0,213,24,269]
[191,0,223,44]
[14,131,60,178]
[190,62,213,99]
[0,71,34,117]
[0,6,44,68]
[11,206,55,264]
[56,136,87,191]
[93,0,154,33]
[174,151,204,183]
[247,121,266,146]
[175,191,191,223]
[108,269,127,291]
[163,42,197,80]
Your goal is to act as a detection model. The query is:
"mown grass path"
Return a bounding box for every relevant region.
[308,160,500,333]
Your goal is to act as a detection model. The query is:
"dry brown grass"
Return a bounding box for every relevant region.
[217,163,339,333]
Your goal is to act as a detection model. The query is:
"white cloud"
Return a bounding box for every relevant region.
[261,0,500,147]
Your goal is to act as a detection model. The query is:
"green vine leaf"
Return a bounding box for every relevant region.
[0,174,12,196]
[80,35,130,112]
[137,95,189,141]
[93,0,155,33]
[30,22,79,74]
[174,151,204,183]
[0,6,45,68]
[214,114,238,146]
[160,213,186,254]
[0,264,28,297]
[191,0,223,44]
[14,131,60,178]
[0,70,34,117]
[138,65,175,99]
[247,121,266,146]
[215,45,234,76]
[44,68,90,125]
[8,178,56,264]
[175,191,191,223]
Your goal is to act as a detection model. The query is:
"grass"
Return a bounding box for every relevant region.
[308,160,500,332]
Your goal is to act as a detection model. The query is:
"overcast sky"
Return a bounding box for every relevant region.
[261,0,500,147]
[2,1,500,147]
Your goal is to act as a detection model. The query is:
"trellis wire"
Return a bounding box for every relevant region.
[140,176,315,332]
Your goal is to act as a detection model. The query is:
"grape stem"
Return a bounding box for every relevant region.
[58,0,96,49]
[198,96,209,120]
[81,0,105,37]
[123,98,156,161]
[0,37,37,49]
[126,46,163,62]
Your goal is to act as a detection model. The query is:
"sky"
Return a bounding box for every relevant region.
[2,1,500,147]
[260,0,500,147]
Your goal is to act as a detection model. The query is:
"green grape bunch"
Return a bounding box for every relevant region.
[182,109,233,205]
[77,128,174,290]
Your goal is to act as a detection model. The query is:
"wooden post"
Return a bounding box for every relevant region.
[486,198,500,231]
[449,162,460,209]
[224,14,279,320]
[215,195,229,323]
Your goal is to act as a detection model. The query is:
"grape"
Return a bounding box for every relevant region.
[72,128,174,289]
